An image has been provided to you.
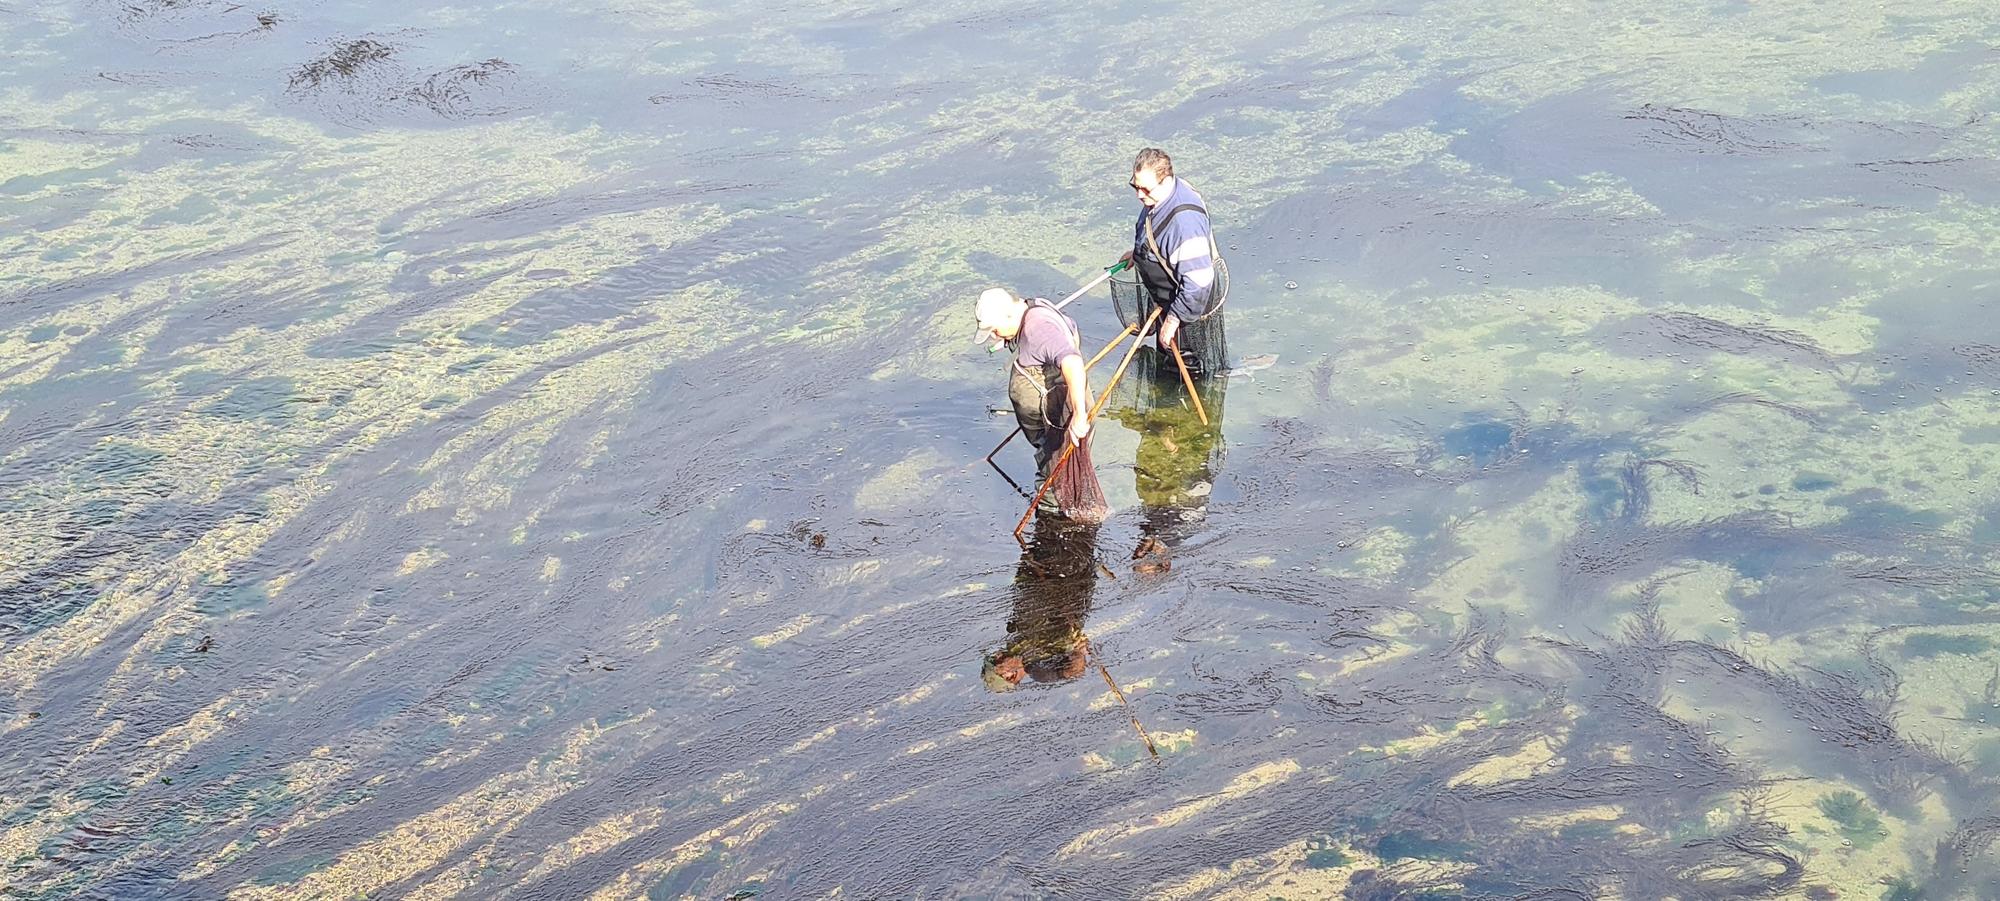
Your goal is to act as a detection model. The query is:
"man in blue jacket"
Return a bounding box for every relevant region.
[1120,148,1218,364]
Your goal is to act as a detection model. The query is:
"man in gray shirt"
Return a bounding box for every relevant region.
[974,288,1092,498]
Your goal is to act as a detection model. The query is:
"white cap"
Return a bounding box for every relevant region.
[973,287,1017,346]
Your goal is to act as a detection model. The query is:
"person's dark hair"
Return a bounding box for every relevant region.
[1133,147,1173,179]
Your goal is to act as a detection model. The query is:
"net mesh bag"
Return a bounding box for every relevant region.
[1046,434,1108,524]
[1109,255,1229,376]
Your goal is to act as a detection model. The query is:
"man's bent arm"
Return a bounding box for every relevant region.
[1060,354,1090,437]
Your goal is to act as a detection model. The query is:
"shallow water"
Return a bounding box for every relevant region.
[4,0,2000,898]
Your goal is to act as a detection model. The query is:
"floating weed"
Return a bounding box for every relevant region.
[1817,790,1884,850]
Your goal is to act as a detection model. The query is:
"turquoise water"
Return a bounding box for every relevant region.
[4,0,2000,897]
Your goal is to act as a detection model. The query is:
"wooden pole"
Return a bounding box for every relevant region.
[1090,637,1158,759]
[1086,324,1135,370]
[1165,329,1209,426]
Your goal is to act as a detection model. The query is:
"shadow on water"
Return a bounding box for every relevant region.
[0,235,293,323]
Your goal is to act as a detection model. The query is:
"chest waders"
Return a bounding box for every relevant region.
[1135,202,1212,325]
[1006,303,1081,490]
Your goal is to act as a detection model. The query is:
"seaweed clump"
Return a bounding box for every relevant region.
[287,38,395,92]
[399,59,520,119]
[284,39,528,126]
[1816,790,1884,849]
[1646,311,1835,367]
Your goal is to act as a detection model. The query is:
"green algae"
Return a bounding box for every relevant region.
[1817,790,1885,849]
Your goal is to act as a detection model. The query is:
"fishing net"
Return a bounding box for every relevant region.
[1009,352,1107,523]
[1110,256,1229,376]
[1043,433,1108,524]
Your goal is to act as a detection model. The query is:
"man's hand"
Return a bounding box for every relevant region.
[1159,312,1182,349]
[1119,249,1134,265]
[1067,414,1091,446]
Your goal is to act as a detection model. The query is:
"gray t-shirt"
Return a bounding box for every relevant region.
[1012,301,1080,369]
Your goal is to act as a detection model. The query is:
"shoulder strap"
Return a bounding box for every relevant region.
[1144,202,1211,280]
[1155,202,1207,232]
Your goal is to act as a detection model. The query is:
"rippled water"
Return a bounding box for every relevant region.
[5,0,2000,897]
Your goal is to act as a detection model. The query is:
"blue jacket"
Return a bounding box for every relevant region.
[1131,178,1216,320]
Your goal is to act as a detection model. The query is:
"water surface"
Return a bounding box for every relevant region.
[4,0,2000,897]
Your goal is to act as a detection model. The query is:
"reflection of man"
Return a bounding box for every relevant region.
[1118,148,1218,363]
[974,288,1091,513]
[982,521,1100,690]
[1106,347,1227,549]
